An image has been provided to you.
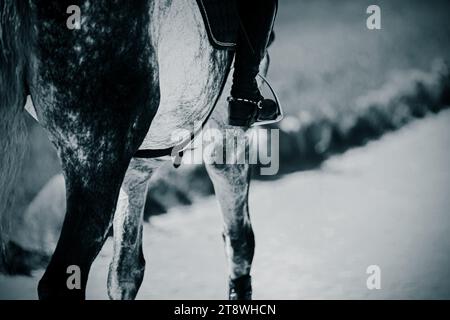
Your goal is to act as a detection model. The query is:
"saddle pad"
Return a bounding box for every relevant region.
[196,0,239,50]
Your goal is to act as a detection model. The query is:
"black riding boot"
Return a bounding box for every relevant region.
[229,0,281,127]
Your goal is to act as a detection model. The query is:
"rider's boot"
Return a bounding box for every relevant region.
[229,0,281,127]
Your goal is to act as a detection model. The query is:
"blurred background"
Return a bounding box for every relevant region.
[1,0,450,299]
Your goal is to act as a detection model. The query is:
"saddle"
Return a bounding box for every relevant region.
[196,0,239,50]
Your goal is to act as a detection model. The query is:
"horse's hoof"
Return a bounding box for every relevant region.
[228,275,252,300]
[38,277,85,300]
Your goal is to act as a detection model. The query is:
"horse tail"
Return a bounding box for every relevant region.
[0,1,29,272]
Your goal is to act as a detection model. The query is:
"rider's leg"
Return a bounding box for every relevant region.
[229,0,278,127]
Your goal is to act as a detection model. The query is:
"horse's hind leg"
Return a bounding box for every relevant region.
[37,104,159,300]
[108,157,164,300]
[204,122,254,300]
[32,3,160,299]
[37,109,158,299]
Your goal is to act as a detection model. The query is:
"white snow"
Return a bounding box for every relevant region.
[1,110,450,300]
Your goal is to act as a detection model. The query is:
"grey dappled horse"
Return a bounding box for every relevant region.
[0,0,270,299]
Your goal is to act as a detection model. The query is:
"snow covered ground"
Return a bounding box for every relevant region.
[1,110,450,300]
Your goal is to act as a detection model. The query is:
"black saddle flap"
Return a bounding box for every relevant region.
[197,0,239,50]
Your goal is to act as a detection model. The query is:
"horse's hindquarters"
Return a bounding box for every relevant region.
[24,0,232,152]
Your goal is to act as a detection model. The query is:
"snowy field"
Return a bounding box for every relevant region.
[1,110,449,300]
